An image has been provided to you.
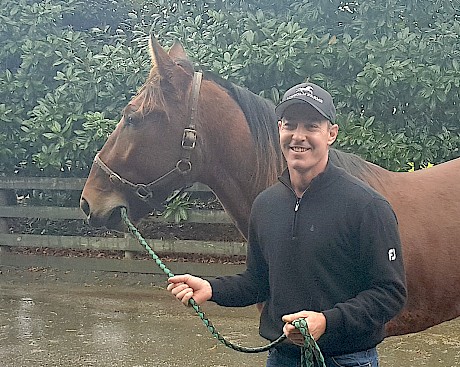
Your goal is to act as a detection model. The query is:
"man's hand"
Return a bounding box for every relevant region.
[282,311,326,346]
[167,274,212,306]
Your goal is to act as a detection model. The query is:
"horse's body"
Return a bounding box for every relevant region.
[80,36,460,337]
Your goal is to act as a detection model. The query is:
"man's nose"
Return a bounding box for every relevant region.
[292,125,308,138]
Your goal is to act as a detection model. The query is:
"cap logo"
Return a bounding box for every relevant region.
[288,86,324,104]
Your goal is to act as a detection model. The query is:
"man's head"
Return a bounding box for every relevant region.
[275,82,336,123]
[275,83,338,182]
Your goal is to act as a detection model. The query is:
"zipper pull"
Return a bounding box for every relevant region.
[294,198,300,212]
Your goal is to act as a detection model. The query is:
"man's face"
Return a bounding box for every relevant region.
[278,103,338,175]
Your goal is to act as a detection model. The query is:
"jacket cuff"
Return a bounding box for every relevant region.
[322,308,343,333]
[208,278,221,303]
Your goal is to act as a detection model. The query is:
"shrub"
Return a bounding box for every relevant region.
[0,0,458,178]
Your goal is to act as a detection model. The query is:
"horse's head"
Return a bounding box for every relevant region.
[81,35,283,234]
[80,36,206,230]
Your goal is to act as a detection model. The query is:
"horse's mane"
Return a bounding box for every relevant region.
[204,72,388,189]
[206,73,387,189]
[136,64,382,190]
[204,72,285,188]
[329,148,385,186]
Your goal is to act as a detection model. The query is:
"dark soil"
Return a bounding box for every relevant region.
[6,192,246,264]
[9,217,245,242]
[7,215,247,264]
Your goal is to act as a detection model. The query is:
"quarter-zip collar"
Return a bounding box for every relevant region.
[278,160,344,240]
[278,159,342,196]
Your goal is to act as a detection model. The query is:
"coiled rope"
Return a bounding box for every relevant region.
[121,207,325,367]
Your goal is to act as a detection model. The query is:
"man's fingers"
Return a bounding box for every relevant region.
[172,287,193,305]
[167,282,186,293]
[282,312,306,323]
[283,323,296,333]
[282,315,292,323]
[170,284,191,297]
[167,282,194,305]
[168,274,191,284]
[181,291,194,306]
[166,282,182,291]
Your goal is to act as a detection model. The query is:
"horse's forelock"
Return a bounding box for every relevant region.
[135,62,195,118]
[133,67,167,117]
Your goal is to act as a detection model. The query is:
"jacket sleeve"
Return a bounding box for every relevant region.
[322,197,407,337]
[209,209,270,307]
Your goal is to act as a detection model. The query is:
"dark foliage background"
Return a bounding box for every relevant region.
[1,0,458,178]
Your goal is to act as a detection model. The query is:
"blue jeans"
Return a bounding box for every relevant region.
[266,345,379,367]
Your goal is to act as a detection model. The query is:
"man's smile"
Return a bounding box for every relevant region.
[290,146,310,152]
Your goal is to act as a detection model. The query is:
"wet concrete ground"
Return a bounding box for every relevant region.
[1,264,459,367]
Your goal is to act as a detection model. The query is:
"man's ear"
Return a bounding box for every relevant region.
[328,124,339,145]
[278,119,286,134]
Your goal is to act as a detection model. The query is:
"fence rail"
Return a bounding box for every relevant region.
[0,177,247,258]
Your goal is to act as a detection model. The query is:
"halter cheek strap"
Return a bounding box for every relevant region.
[93,71,203,202]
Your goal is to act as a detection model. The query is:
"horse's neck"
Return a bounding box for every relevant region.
[202,146,268,238]
[204,175,257,239]
[329,150,393,194]
[197,114,269,238]
[196,79,290,237]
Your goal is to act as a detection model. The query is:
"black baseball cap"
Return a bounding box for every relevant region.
[275,82,336,122]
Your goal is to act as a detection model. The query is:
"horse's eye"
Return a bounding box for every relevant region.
[125,114,135,125]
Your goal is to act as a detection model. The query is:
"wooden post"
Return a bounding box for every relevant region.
[124,233,135,259]
[0,189,11,253]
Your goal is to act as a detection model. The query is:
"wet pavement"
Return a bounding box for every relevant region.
[1,264,459,367]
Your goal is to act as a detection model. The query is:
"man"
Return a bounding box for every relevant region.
[167,82,407,367]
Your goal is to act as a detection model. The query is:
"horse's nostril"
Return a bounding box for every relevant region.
[80,198,90,217]
[107,206,122,225]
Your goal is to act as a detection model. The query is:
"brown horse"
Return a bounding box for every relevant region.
[80,36,460,338]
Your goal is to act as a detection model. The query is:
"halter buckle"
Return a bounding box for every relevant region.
[182,128,197,150]
[136,185,153,201]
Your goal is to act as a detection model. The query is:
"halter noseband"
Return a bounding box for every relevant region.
[93,71,203,202]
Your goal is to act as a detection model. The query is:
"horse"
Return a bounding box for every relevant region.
[80,35,460,338]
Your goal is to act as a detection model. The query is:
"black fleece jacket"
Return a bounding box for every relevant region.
[209,161,407,357]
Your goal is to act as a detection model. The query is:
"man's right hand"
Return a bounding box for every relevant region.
[167,274,212,306]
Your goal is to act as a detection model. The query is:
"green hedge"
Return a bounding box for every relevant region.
[1,0,458,177]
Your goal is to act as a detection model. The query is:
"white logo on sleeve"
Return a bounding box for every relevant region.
[388,248,397,261]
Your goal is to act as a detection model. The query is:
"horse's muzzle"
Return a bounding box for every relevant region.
[79,198,125,231]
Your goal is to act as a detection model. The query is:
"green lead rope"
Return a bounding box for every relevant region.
[121,207,325,367]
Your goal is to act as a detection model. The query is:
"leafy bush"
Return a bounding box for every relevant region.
[0,0,458,178]
[162,191,194,223]
[0,0,148,176]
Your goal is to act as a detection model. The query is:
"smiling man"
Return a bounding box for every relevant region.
[276,84,338,198]
[167,82,407,367]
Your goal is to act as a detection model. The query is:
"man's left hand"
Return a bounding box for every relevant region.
[282,311,326,346]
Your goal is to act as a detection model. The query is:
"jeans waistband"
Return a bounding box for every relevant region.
[271,343,301,355]
[272,343,378,358]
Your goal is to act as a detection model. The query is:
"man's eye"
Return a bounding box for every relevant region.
[282,122,296,130]
[306,123,321,131]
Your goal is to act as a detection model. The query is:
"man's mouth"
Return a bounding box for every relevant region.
[290,146,309,152]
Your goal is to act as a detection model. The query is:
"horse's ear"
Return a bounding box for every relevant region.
[168,41,188,60]
[148,35,191,96]
[148,34,176,73]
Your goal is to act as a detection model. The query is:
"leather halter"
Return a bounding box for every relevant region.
[93,71,203,202]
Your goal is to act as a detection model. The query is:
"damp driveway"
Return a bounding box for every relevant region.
[0,266,459,367]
